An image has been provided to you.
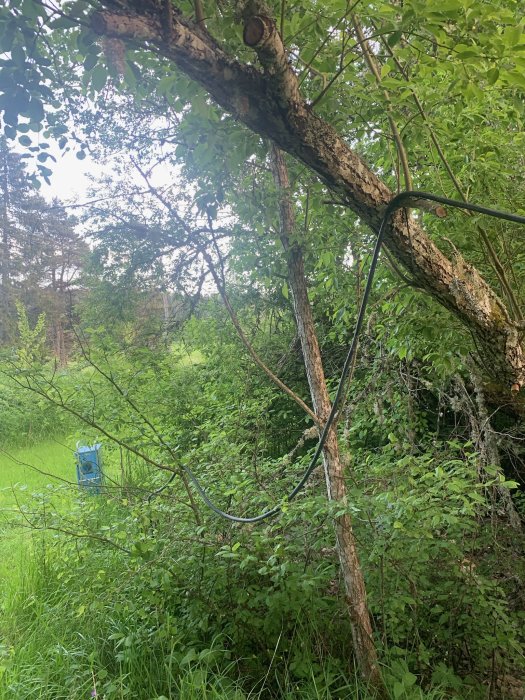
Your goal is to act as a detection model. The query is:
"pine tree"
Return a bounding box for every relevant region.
[0,139,87,360]
[0,136,40,343]
[30,202,87,365]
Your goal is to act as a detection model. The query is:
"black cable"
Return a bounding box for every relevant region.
[164,191,525,522]
[147,470,177,502]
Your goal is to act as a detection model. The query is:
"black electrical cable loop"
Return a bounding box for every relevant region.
[153,191,525,521]
[147,470,177,502]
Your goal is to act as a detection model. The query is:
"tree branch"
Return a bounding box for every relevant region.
[129,157,319,423]
[89,3,525,390]
[351,14,412,192]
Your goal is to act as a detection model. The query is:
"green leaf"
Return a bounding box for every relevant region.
[67,1,90,20]
[381,77,404,89]
[504,25,521,47]
[37,151,55,162]
[26,98,44,123]
[11,44,26,66]
[427,0,464,12]
[21,0,47,20]
[90,64,107,92]
[180,648,197,666]
[505,70,525,90]
[83,53,98,71]
[456,48,479,59]
[403,671,417,687]
[486,67,499,85]
[393,681,404,699]
[123,62,137,90]
[380,63,392,79]
[49,15,78,29]
[387,31,403,47]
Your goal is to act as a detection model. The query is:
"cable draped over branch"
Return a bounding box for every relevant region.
[91,1,525,396]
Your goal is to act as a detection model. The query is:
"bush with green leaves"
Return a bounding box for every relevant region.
[349,446,523,690]
[0,370,74,447]
[2,300,525,699]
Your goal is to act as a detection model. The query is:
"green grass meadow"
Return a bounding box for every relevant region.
[0,441,75,585]
[0,441,74,504]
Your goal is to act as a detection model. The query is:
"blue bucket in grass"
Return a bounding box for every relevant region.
[75,443,103,493]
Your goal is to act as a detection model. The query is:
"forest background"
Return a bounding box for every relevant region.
[1,0,525,698]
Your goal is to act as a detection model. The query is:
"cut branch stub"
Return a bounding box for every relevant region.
[242,13,301,105]
[243,16,272,47]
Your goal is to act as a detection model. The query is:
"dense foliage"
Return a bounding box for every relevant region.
[1,0,525,698]
[2,279,525,698]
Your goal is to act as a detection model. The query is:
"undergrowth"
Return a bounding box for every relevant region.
[1,325,524,699]
[1,444,523,699]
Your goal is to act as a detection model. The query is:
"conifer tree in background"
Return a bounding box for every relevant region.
[0,136,37,344]
[26,201,87,365]
[0,138,86,361]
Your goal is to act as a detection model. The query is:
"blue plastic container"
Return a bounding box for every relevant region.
[75,443,103,492]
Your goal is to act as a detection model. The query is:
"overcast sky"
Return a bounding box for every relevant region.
[39,148,97,203]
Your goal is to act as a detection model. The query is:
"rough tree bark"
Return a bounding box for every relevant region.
[90,3,525,407]
[270,144,386,695]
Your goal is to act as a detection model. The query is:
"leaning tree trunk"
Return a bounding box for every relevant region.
[270,145,386,697]
[91,4,525,409]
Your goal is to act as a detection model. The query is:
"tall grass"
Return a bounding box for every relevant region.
[0,441,75,508]
[0,525,451,700]
[0,543,362,699]
[0,441,75,587]
[0,444,453,700]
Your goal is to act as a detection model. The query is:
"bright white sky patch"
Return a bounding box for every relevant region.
[39,147,99,202]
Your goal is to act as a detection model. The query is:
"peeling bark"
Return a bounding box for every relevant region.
[91,4,525,395]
